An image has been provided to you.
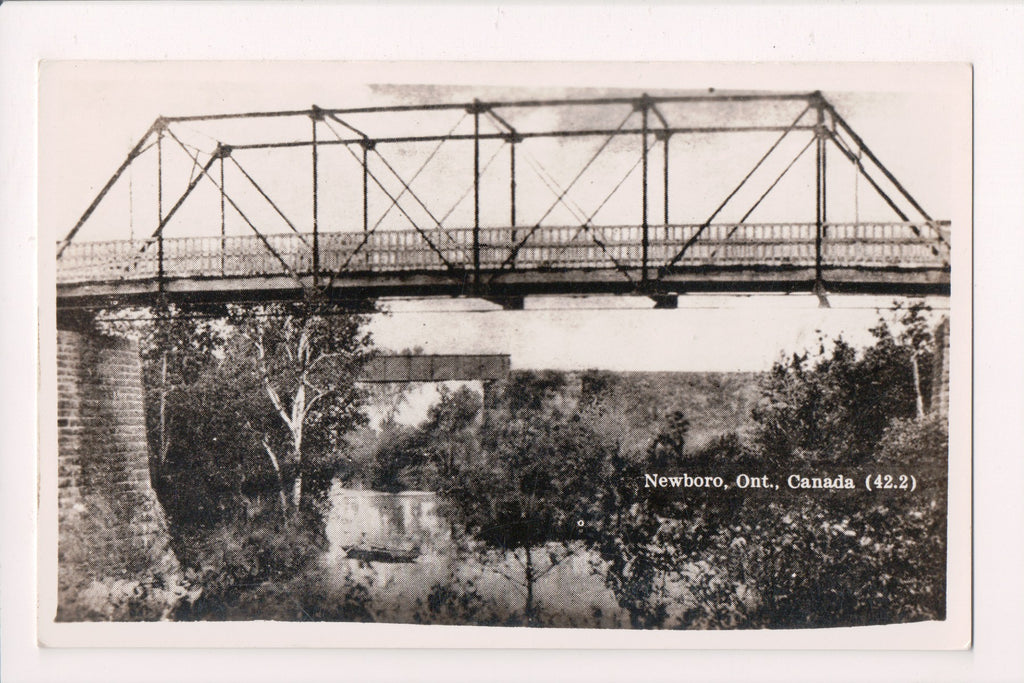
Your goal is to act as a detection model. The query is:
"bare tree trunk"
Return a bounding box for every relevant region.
[262,439,290,524]
[291,420,304,509]
[292,473,303,509]
[911,350,925,419]
[524,546,535,626]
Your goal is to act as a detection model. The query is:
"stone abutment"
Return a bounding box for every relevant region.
[56,326,179,620]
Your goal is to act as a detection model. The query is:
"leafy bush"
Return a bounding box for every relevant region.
[586,308,948,630]
[171,497,335,620]
[662,414,948,629]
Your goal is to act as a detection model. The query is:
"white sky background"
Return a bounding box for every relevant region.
[42,62,966,372]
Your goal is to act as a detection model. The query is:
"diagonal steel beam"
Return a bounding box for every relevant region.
[518,148,590,223]
[437,140,508,227]
[370,147,455,236]
[822,98,933,222]
[324,110,369,139]
[826,130,946,260]
[827,128,906,215]
[490,107,638,275]
[712,135,817,256]
[166,133,306,285]
[228,153,310,247]
[541,136,663,283]
[317,122,469,289]
[58,121,160,258]
[117,152,219,275]
[334,142,461,274]
[660,104,812,271]
[317,117,461,281]
[145,137,218,241]
[323,113,469,240]
[827,126,948,252]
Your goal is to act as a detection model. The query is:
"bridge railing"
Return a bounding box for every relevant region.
[56,222,950,284]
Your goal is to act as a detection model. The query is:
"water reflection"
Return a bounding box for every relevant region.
[323,480,628,627]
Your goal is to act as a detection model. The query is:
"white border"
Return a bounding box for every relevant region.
[4,3,1022,681]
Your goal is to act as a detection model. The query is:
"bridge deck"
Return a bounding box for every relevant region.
[56,222,950,304]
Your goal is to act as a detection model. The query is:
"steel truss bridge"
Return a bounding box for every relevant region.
[56,91,951,309]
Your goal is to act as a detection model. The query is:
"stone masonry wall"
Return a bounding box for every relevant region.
[56,328,179,620]
[931,317,950,419]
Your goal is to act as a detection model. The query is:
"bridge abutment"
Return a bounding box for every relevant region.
[931,317,950,419]
[56,326,180,620]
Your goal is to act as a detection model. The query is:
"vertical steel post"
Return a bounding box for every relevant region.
[362,143,369,235]
[663,132,670,233]
[821,111,828,244]
[815,99,824,285]
[157,127,164,289]
[473,100,481,289]
[509,136,517,269]
[640,100,649,285]
[311,110,320,285]
[220,153,226,275]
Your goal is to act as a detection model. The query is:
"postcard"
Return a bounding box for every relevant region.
[37,60,971,650]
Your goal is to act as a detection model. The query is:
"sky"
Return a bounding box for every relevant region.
[41,62,969,372]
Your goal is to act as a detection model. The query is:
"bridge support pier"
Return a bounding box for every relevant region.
[56,324,179,620]
[930,317,950,419]
[650,293,678,309]
[483,295,525,310]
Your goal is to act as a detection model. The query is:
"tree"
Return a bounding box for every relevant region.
[100,299,375,525]
[95,300,378,619]
[674,413,948,629]
[660,306,948,629]
[227,300,374,516]
[581,305,946,629]
[368,385,482,493]
[752,302,937,466]
[584,405,753,628]
[435,373,612,625]
[97,303,228,473]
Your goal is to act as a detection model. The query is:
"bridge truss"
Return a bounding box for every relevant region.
[56,91,951,309]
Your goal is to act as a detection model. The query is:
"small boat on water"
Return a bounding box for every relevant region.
[343,544,420,563]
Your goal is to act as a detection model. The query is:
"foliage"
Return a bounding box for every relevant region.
[84,299,947,629]
[457,384,609,551]
[417,569,523,627]
[226,300,375,513]
[102,299,375,528]
[171,497,345,621]
[92,299,377,620]
[59,576,191,622]
[372,373,613,624]
[583,306,948,629]
[368,385,482,493]
[97,303,229,468]
[656,308,948,629]
[752,302,935,467]
[584,406,753,627]
[677,419,948,629]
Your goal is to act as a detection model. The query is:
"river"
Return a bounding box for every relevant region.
[323,482,631,627]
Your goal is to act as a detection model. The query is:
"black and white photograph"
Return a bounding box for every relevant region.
[37,61,970,647]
